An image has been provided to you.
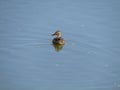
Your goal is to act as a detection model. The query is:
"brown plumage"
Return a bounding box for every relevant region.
[52,31,65,45]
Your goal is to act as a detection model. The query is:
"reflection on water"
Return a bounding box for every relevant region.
[52,44,64,52]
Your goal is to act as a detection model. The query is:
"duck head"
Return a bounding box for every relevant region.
[52,31,62,38]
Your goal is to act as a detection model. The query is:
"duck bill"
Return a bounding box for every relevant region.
[52,33,56,36]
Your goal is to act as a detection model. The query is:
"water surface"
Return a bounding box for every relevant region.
[0,0,120,90]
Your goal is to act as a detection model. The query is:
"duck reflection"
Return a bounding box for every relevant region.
[52,44,64,52]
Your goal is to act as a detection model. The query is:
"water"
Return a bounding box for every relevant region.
[0,0,120,90]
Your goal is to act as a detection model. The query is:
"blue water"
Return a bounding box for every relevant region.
[0,0,120,90]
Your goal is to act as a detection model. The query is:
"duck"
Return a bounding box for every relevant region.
[52,31,65,45]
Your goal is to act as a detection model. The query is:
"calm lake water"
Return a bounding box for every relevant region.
[0,0,120,90]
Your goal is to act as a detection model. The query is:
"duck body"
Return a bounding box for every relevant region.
[52,37,65,45]
[52,31,65,45]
